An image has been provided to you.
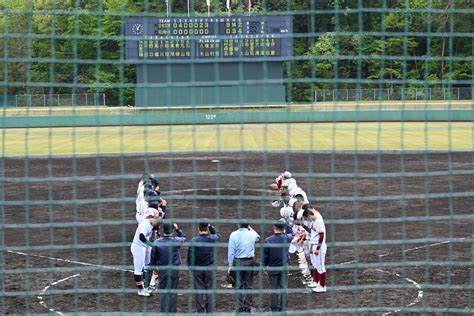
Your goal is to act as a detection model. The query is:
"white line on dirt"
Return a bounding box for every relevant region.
[166,187,226,194]
[37,274,80,315]
[333,240,449,315]
[8,236,471,315]
[7,250,133,273]
[375,269,423,316]
[8,250,133,315]
[377,240,451,258]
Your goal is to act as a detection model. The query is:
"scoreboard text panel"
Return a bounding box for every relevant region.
[125,16,292,60]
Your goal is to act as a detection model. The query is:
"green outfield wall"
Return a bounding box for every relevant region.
[1,110,472,128]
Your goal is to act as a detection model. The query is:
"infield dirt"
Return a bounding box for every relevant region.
[2,152,473,314]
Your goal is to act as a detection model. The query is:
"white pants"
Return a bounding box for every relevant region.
[130,242,151,275]
[309,243,327,273]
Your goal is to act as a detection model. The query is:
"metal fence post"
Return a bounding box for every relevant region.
[103,93,105,106]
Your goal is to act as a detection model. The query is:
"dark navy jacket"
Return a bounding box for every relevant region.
[187,226,221,267]
[262,233,293,267]
[150,229,186,267]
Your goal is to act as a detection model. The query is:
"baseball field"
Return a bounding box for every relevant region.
[2,121,473,314]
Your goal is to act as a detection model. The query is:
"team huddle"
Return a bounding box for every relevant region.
[130,171,327,313]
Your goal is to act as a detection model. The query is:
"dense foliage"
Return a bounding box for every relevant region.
[1,0,472,104]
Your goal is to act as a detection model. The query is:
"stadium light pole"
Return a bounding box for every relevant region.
[207,0,210,17]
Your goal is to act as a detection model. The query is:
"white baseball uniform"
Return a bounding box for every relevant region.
[308,211,327,274]
[283,178,297,194]
[280,206,294,225]
[288,186,309,207]
[135,181,149,223]
[130,219,154,275]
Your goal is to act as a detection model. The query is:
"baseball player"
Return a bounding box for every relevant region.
[270,171,295,207]
[130,208,161,296]
[283,182,309,207]
[270,171,292,190]
[280,206,313,286]
[302,207,327,292]
[146,174,168,217]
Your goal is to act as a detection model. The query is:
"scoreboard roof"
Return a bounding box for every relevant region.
[125,16,293,61]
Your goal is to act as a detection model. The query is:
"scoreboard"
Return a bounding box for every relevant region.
[125,16,292,60]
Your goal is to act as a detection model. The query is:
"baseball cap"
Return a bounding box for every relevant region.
[283,171,292,179]
[198,218,210,227]
[274,219,286,229]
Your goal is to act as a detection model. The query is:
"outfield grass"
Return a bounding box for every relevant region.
[1,122,472,156]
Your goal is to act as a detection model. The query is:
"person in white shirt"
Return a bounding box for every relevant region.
[227,220,261,313]
[130,208,161,296]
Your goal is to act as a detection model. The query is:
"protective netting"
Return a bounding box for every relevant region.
[1,1,473,315]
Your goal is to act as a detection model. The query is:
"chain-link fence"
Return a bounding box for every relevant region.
[14,93,106,107]
[315,88,473,102]
[1,1,473,316]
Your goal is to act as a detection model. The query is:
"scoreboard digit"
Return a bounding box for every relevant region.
[125,16,292,61]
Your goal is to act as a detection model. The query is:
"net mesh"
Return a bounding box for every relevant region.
[1,1,473,315]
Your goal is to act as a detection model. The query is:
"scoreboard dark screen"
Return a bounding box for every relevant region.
[125,16,292,60]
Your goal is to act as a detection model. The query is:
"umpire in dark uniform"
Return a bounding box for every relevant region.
[187,218,221,313]
[150,221,186,313]
[262,220,293,312]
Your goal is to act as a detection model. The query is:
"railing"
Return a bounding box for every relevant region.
[14,93,106,107]
[314,88,473,102]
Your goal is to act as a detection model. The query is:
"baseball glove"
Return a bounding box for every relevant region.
[225,271,236,287]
